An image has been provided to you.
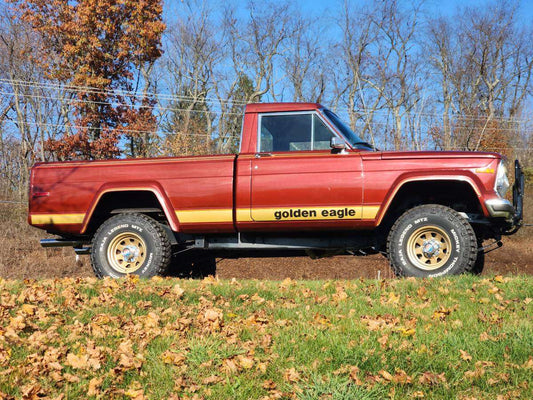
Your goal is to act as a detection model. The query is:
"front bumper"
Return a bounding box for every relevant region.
[485,198,515,219]
[484,160,524,233]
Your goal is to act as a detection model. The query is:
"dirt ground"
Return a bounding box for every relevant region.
[1,190,532,280]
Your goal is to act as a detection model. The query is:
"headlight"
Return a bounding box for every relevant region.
[495,161,510,198]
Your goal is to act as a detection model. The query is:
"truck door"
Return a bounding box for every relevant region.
[242,111,364,231]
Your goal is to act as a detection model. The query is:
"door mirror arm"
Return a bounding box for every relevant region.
[330,137,347,153]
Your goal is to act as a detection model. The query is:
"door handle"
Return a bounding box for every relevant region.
[255,153,273,158]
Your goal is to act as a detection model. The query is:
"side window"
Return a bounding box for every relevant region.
[260,114,312,152]
[259,112,336,152]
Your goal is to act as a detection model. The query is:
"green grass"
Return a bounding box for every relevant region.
[0,275,531,399]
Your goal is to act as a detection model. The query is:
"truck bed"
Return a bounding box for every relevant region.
[29,155,237,235]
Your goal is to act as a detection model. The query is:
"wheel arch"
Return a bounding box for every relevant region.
[81,182,179,235]
[377,177,485,231]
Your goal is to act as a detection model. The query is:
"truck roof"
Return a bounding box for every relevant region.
[245,102,322,113]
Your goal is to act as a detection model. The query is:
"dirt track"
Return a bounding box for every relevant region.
[2,242,531,281]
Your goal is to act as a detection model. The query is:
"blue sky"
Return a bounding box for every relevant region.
[164,0,533,32]
[284,0,533,19]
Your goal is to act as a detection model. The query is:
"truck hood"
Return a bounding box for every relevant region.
[378,151,500,160]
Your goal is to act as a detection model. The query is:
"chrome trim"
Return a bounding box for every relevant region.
[485,199,514,219]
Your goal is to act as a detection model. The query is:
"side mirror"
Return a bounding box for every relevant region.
[330,137,346,150]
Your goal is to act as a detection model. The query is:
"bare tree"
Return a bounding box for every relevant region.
[282,12,327,103]
[334,0,380,145]
[223,0,294,103]
[0,8,70,198]
[366,0,424,150]
[161,2,220,155]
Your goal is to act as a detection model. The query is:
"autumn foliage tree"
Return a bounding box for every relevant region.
[12,0,165,160]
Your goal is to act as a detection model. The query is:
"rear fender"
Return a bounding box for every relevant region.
[81,181,179,234]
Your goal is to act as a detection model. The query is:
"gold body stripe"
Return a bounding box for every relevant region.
[362,206,380,219]
[175,209,233,223]
[32,206,381,226]
[236,208,253,222]
[31,213,85,225]
[175,206,380,223]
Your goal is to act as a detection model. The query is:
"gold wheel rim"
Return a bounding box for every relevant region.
[406,225,452,271]
[107,232,147,274]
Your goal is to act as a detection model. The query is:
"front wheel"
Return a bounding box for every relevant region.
[387,204,478,277]
[91,213,171,278]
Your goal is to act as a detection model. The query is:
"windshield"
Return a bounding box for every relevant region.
[322,109,373,149]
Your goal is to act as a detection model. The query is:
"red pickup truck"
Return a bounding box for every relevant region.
[29,102,524,278]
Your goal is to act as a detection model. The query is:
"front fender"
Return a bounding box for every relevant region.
[375,172,488,226]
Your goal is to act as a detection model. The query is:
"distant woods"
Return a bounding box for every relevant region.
[1,0,532,198]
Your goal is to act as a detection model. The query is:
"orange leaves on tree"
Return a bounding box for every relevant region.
[12,0,165,160]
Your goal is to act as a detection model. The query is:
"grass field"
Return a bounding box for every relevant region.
[0,276,531,399]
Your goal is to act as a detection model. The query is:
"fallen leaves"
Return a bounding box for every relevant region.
[459,350,472,362]
[283,367,300,383]
[172,284,185,298]
[65,352,88,369]
[432,307,452,321]
[117,340,143,370]
[236,355,254,370]
[418,372,447,385]
[361,314,399,331]
[0,276,530,399]
[161,350,186,366]
[201,308,223,332]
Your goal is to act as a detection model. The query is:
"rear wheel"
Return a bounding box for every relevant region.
[387,204,478,277]
[91,213,171,278]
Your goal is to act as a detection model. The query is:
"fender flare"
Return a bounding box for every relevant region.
[375,173,487,226]
[80,181,180,234]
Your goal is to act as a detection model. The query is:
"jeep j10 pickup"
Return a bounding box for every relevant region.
[29,102,525,278]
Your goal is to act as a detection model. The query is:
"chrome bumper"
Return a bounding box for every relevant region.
[485,199,515,219]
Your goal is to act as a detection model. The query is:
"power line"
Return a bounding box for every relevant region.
[2,88,532,131]
[1,119,241,139]
[0,90,245,117]
[2,78,532,123]
[0,78,254,107]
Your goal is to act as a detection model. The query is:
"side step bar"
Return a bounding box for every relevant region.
[40,239,91,255]
[41,239,83,248]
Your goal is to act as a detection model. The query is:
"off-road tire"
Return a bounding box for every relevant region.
[387,204,477,277]
[91,213,171,278]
